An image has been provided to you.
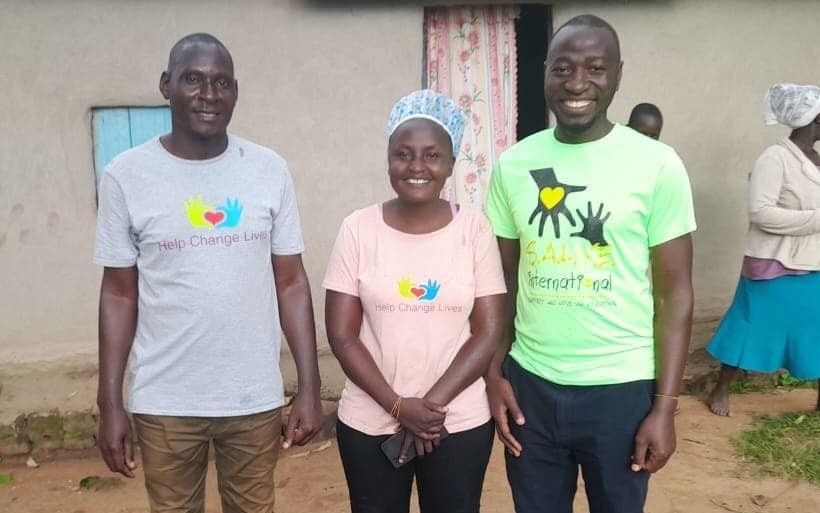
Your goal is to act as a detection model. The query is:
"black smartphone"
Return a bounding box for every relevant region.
[380,427,449,468]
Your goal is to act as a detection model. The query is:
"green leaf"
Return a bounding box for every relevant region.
[0,473,13,486]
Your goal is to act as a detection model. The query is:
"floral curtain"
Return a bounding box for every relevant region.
[425,6,520,211]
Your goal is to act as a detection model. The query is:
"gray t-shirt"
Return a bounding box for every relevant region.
[94,135,304,416]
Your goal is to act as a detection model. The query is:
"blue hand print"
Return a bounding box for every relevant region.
[419,279,441,301]
[216,197,243,228]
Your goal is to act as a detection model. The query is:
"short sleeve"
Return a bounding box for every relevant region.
[647,151,697,247]
[270,163,306,255]
[486,161,519,239]
[322,218,361,297]
[93,171,138,267]
[472,214,507,298]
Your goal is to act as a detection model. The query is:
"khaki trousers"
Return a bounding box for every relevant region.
[134,409,282,513]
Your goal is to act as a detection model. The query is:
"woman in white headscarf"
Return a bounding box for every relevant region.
[706,83,820,416]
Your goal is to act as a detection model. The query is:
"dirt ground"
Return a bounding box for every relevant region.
[2,391,820,513]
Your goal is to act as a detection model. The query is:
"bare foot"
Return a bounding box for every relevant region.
[707,388,730,416]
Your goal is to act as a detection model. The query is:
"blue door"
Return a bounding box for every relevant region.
[92,107,171,184]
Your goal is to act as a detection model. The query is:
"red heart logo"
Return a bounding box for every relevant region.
[410,287,425,298]
[204,211,225,226]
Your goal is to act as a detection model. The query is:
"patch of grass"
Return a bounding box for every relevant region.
[776,371,813,388]
[728,376,771,394]
[728,370,816,394]
[79,475,123,491]
[732,411,820,486]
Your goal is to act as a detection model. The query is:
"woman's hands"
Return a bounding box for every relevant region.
[395,397,447,438]
[393,397,447,463]
[395,430,444,465]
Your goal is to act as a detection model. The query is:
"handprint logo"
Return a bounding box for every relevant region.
[528,167,587,238]
[398,277,415,299]
[571,202,611,246]
[396,277,441,301]
[184,196,217,229]
[183,195,244,229]
[216,197,243,229]
[419,279,440,300]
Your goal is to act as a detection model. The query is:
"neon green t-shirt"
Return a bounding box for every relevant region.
[487,125,696,385]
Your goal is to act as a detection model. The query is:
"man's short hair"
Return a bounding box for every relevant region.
[167,33,232,74]
[552,14,621,60]
[629,103,663,125]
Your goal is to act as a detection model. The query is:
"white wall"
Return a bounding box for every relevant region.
[0,0,421,362]
[2,0,819,365]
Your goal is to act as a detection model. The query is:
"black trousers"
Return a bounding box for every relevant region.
[503,357,653,513]
[336,419,494,513]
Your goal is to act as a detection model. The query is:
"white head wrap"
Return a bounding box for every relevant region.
[387,89,466,156]
[763,83,820,129]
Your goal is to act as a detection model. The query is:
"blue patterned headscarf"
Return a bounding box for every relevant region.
[387,89,466,156]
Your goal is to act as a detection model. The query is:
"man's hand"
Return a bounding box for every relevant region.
[282,392,323,449]
[631,405,676,473]
[97,406,137,478]
[487,374,525,456]
[97,266,138,478]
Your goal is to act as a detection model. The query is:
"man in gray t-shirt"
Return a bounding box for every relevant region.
[94,33,322,513]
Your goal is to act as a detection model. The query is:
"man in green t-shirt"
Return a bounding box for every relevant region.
[486,14,696,513]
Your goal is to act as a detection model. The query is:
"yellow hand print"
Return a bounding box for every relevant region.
[397,277,414,298]
[184,196,216,229]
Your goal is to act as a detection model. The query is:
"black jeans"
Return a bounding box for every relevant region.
[503,357,653,513]
[336,419,494,513]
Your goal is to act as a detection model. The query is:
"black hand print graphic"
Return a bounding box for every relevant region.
[528,168,587,238]
[571,201,611,246]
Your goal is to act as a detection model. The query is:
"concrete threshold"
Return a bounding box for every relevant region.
[1,344,731,461]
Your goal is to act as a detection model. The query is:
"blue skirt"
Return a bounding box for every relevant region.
[706,272,820,380]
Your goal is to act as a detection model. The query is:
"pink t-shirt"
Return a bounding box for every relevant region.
[323,204,506,435]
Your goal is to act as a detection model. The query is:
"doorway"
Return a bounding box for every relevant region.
[515,4,551,141]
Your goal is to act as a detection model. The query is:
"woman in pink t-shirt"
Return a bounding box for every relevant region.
[323,90,506,513]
